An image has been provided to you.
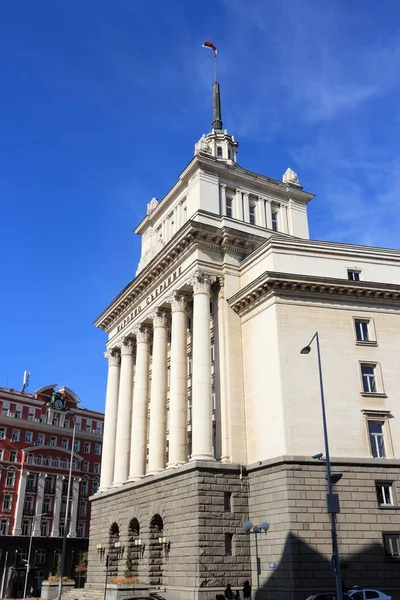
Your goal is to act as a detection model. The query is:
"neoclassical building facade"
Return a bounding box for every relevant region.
[86,83,400,600]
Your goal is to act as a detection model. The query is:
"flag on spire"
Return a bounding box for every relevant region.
[203,41,217,57]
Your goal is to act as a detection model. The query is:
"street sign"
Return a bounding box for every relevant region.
[268,562,277,569]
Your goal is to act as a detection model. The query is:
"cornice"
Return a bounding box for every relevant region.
[228,271,400,316]
[95,219,266,332]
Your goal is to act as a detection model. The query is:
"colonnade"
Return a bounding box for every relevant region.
[99,271,215,491]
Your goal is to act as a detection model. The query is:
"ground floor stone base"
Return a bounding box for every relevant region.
[85,457,400,600]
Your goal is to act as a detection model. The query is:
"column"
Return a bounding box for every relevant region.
[258,196,267,228]
[189,272,215,461]
[12,469,28,535]
[147,309,169,475]
[51,475,63,537]
[167,292,188,467]
[33,473,46,536]
[265,198,272,229]
[68,477,80,538]
[235,189,243,221]
[99,349,121,491]
[129,325,151,481]
[243,192,250,222]
[113,338,135,486]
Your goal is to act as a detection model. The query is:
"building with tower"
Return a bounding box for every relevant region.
[0,384,104,597]
[86,80,400,600]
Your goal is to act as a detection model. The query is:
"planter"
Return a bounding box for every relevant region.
[41,580,75,600]
[106,584,160,600]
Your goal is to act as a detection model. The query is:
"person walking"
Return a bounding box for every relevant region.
[225,584,234,600]
[243,581,251,600]
[235,590,241,600]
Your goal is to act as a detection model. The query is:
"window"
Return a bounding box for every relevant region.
[211,340,215,362]
[368,420,387,458]
[41,521,49,537]
[12,429,20,442]
[80,480,88,495]
[53,457,60,467]
[217,146,223,157]
[2,402,9,416]
[225,533,233,556]
[64,419,70,429]
[384,533,400,558]
[15,405,22,419]
[6,471,15,487]
[92,480,99,494]
[43,498,51,513]
[0,449,3,460]
[271,209,278,231]
[225,197,233,218]
[355,319,373,343]
[85,420,92,433]
[3,494,12,511]
[187,317,192,331]
[50,436,57,447]
[224,492,232,512]
[59,525,65,537]
[249,202,256,225]
[188,356,192,376]
[62,438,68,449]
[77,522,85,537]
[95,423,103,435]
[10,451,17,463]
[0,427,5,440]
[361,363,381,394]
[84,442,91,453]
[365,593,380,600]
[95,443,101,455]
[61,459,68,469]
[376,482,394,506]
[83,461,89,472]
[74,440,80,453]
[38,433,45,445]
[36,549,46,565]
[75,417,81,431]
[79,501,87,517]
[21,520,30,536]
[0,519,9,536]
[52,416,59,426]
[348,269,361,281]
[94,463,100,474]
[25,431,33,444]
[212,388,216,411]
[28,408,35,422]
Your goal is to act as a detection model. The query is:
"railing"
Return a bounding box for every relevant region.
[44,487,55,494]
[26,485,38,493]
[23,508,35,516]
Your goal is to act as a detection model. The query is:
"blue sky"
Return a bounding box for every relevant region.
[1,0,399,411]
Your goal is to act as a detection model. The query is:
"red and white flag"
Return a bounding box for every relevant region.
[202,40,217,57]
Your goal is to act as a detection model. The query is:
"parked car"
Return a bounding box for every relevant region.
[306,590,391,600]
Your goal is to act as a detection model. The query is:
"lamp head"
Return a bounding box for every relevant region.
[253,525,260,534]
[243,521,253,532]
[312,452,324,460]
[261,522,270,532]
[300,346,311,355]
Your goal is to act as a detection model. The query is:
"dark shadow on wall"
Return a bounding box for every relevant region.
[255,533,400,600]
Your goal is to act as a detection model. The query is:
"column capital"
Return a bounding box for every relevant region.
[120,338,135,356]
[167,291,190,313]
[149,308,170,328]
[187,271,216,295]
[134,324,152,344]
[104,348,121,367]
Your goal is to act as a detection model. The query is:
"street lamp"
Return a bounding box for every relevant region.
[243,521,270,590]
[300,332,343,600]
[23,512,47,599]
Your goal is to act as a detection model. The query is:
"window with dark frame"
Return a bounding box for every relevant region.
[249,203,256,225]
[225,533,233,556]
[361,363,377,393]
[348,269,361,281]
[271,210,278,231]
[368,420,386,458]
[383,533,400,557]
[226,197,233,218]
[224,492,233,512]
[355,319,371,342]
[376,482,394,506]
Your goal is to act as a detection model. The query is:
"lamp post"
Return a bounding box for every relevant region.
[243,521,270,590]
[23,512,47,599]
[57,421,77,600]
[300,332,343,600]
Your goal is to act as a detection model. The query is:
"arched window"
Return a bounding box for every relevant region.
[36,455,43,466]
[54,457,60,467]
[217,146,223,157]
[128,518,140,539]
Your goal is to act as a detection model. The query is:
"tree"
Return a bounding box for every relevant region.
[75,552,88,573]
[124,548,133,578]
[55,554,61,577]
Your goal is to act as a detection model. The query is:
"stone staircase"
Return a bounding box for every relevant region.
[62,585,104,600]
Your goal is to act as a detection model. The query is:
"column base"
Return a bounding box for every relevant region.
[190,454,216,461]
[127,474,144,482]
[166,460,186,469]
[112,481,125,488]
[145,468,164,476]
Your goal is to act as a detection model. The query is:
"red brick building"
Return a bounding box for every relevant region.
[0,384,104,597]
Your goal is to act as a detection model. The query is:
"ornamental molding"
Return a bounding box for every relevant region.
[133,324,152,344]
[186,271,217,295]
[149,308,170,328]
[166,291,190,313]
[104,349,121,367]
[120,338,135,356]
[95,220,263,332]
[228,271,400,316]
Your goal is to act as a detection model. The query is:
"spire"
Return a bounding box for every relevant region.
[212,81,223,130]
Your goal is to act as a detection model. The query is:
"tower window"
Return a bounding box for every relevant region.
[225,198,233,218]
[249,202,256,225]
[228,149,232,160]
[271,210,279,231]
[217,146,223,157]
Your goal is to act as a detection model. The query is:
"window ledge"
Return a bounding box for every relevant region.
[378,505,400,510]
[356,340,378,347]
[360,392,387,398]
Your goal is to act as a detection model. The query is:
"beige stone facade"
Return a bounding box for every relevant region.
[87,85,400,600]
